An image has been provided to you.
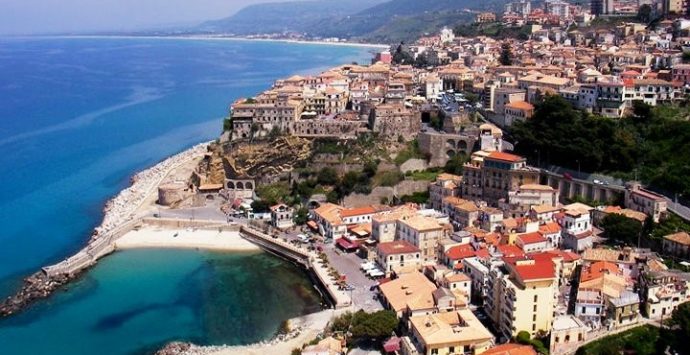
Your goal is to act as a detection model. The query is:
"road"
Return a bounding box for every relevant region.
[322,247,383,312]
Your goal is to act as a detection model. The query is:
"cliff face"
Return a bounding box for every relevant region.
[225,136,313,181]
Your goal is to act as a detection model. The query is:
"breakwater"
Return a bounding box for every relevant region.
[0,143,209,317]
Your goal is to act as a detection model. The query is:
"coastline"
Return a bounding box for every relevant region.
[5,34,390,49]
[157,308,348,355]
[0,142,210,317]
[115,226,261,252]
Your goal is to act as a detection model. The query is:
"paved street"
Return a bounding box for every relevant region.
[323,246,383,312]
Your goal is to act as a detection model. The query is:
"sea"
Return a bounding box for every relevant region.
[0,37,374,354]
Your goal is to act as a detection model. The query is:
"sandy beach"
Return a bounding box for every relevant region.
[116,226,261,252]
[172,308,347,355]
[26,34,390,49]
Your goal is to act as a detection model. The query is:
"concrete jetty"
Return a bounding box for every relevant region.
[0,143,209,317]
[239,226,352,308]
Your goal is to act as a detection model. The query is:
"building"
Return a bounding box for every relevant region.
[470,151,540,206]
[372,206,418,243]
[430,174,463,211]
[549,316,587,355]
[370,103,421,141]
[662,232,690,259]
[270,204,295,229]
[378,272,437,318]
[503,101,534,127]
[485,255,558,340]
[377,241,422,276]
[624,182,667,223]
[442,197,480,230]
[640,270,690,319]
[483,344,537,355]
[404,309,494,355]
[503,184,557,218]
[425,74,443,102]
[312,203,347,240]
[476,12,497,23]
[516,232,550,253]
[398,215,447,263]
[672,64,690,85]
[559,207,593,253]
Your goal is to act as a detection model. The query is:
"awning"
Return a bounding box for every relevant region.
[336,238,359,250]
[307,220,318,230]
[383,337,401,353]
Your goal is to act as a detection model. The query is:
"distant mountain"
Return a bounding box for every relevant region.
[314,0,510,41]
[200,0,511,43]
[199,0,386,35]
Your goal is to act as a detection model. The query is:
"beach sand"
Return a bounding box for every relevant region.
[178,308,347,355]
[115,226,260,252]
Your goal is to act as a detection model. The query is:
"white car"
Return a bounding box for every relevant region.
[361,262,377,271]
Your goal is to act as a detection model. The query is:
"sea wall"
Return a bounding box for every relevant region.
[0,143,210,318]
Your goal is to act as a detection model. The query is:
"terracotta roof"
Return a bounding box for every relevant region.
[483,344,537,355]
[445,273,470,283]
[446,245,477,261]
[506,101,534,111]
[664,232,690,246]
[313,203,344,226]
[498,245,525,258]
[531,204,560,214]
[486,151,525,163]
[378,240,420,256]
[539,222,561,234]
[518,232,547,245]
[580,261,620,282]
[520,184,554,191]
[505,256,555,281]
[340,206,377,218]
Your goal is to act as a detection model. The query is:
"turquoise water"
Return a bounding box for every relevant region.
[0,249,323,354]
[0,37,372,354]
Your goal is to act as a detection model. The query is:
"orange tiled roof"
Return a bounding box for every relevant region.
[486,151,524,163]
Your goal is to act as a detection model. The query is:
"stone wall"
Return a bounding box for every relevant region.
[399,159,428,173]
[341,180,430,207]
[287,120,364,139]
[418,131,477,168]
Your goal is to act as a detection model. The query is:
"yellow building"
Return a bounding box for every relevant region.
[405,309,494,355]
[397,215,447,263]
[486,256,558,340]
[379,272,438,318]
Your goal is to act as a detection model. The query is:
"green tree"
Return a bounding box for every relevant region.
[223,118,233,132]
[317,167,339,186]
[444,154,468,175]
[294,207,309,225]
[250,200,271,213]
[499,43,514,66]
[600,214,643,246]
[637,4,652,23]
[349,310,399,340]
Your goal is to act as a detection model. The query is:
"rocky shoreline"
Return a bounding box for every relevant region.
[0,272,78,317]
[0,142,210,319]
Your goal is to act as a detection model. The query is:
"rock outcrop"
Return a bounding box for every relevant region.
[226,136,312,180]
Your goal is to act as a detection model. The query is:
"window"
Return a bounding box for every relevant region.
[534,295,538,302]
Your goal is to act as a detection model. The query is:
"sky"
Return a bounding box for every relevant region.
[0,0,298,35]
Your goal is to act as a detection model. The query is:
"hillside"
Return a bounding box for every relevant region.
[199,0,385,35]
[199,0,510,43]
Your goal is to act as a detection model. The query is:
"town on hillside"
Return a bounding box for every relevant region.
[160,2,690,355]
